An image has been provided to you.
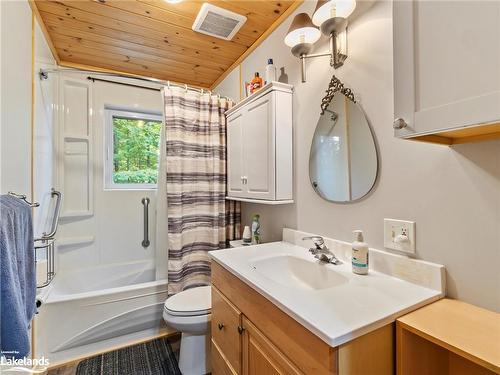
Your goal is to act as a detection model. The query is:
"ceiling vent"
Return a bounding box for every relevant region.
[192,3,247,41]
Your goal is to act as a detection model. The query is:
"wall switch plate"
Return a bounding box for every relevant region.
[384,218,416,254]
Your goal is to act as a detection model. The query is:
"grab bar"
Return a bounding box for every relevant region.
[43,188,62,239]
[142,197,150,248]
[34,238,55,288]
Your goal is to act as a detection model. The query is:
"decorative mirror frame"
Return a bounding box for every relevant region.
[310,74,380,204]
[320,75,356,114]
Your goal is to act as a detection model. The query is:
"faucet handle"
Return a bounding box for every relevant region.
[302,236,325,248]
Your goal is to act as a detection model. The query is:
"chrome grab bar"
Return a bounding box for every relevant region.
[142,197,150,248]
[43,188,62,239]
[35,188,62,288]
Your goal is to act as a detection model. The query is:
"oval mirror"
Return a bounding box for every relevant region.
[309,93,378,203]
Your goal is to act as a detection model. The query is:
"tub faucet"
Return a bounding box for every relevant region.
[302,236,342,265]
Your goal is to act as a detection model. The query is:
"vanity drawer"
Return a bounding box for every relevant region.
[212,285,242,373]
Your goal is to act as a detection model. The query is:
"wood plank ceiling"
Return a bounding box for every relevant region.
[32,0,300,88]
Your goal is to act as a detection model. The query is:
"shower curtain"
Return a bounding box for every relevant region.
[160,86,241,295]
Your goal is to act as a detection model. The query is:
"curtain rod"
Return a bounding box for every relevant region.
[87,77,161,92]
[39,68,231,101]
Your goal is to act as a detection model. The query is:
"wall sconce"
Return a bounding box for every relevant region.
[285,0,356,82]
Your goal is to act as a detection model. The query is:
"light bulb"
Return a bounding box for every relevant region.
[312,0,356,27]
[284,13,320,48]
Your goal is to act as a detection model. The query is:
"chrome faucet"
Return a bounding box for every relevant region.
[302,236,342,265]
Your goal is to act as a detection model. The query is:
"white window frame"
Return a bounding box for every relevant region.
[104,109,163,190]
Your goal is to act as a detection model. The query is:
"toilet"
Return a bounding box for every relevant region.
[163,286,212,375]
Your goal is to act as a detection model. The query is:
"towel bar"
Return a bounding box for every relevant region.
[6,190,60,288]
[7,191,39,207]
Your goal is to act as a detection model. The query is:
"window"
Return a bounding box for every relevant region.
[105,109,163,189]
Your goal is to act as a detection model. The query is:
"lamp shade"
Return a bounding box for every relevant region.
[284,13,321,48]
[312,0,356,26]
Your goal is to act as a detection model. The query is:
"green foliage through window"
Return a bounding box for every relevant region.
[112,116,162,185]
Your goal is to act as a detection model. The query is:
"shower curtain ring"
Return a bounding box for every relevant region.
[185,84,188,93]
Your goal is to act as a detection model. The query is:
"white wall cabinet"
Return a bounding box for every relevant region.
[226,82,293,204]
[393,1,500,145]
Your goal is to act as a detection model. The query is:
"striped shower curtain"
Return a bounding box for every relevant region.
[163,86,241,295]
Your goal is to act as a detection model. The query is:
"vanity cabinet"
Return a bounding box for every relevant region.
[393,1,500,145]
[226,82,293,203]
[210,261,394,375]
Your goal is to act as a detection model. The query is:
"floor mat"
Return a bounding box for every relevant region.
[75,337,181,375]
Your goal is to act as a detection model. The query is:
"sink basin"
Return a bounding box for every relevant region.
[251,255,348,290]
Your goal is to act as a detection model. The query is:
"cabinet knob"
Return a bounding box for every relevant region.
[393,118,408,130]
[217,323,224,330]
[237,326,245,334]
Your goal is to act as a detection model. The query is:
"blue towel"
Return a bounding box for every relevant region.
[0,195,37,359]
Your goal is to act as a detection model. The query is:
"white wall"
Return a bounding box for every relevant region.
[0,0,32,196]
[214,67,240,103]
[215,1,500,312]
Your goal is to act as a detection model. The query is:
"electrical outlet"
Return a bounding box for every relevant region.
[384,218,416,254]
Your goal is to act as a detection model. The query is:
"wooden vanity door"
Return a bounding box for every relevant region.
[241,316,303,375]
[211,286,242,374]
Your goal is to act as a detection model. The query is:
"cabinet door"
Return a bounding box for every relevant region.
[393,1,500,137]
[227,112,245,197]
[212,339,239,375]
[242,317,302,375]
[212,286,242,374]
[242,94,275,200]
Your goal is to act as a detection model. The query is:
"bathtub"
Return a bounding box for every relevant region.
[35,260,170,365]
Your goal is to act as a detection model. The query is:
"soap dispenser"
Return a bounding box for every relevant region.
[352,230,369,275]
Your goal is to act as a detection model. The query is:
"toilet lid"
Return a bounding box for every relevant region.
[164,286,211,316]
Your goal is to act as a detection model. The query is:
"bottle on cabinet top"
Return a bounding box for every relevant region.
[265,58,277,84]
[250,72,263,94]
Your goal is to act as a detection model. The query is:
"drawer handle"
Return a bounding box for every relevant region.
[237,326,245,334]
[218,323,225,330]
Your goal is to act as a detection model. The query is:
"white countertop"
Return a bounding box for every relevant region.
[210,240,444,347]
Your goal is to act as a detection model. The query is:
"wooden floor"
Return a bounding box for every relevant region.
[46,364,77,375]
